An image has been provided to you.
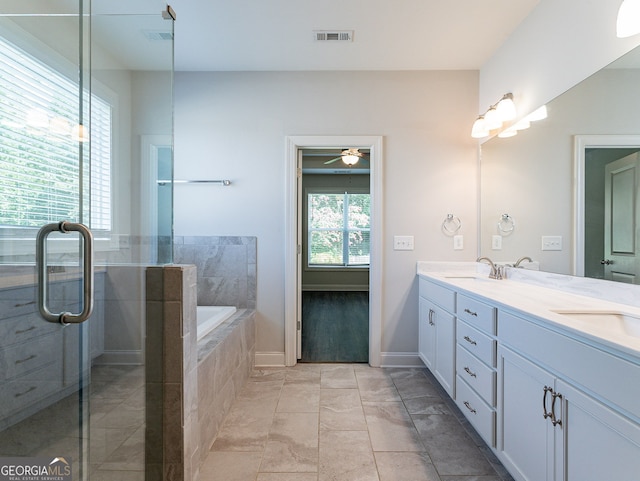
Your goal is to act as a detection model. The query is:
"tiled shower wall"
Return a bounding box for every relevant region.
[173,236,256,308]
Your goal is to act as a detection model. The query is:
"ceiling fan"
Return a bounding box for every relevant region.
[324,148,369,166]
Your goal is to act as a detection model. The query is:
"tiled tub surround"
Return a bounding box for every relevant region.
[145,265,256,481]
[173,236,257,308]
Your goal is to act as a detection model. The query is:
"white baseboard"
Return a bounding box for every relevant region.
[93,350,143,365]
[255,351,286,367]
[379,352,425,368]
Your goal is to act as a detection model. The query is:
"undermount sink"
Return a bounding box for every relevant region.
[550,309,640,338]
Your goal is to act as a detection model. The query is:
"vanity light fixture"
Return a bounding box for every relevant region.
[470,92,517,138]
[617,0,640,37]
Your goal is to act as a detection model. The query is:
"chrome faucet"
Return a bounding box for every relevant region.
[476,256,503,279]
[514,256,533,268]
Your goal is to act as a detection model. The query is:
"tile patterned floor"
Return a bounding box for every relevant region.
[201,364,515,481]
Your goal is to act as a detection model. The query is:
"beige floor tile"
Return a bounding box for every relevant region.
[277,383,321,412]
[320,365,358,389]
[320,389,367,431]
[199,451,263,481]
[318,430,379,481]
[375,452,440,481]
[260,412,319,473]
[356,376,402,402]
[212,397,276,451]
[257,474,318,481]
[363,402,424,452]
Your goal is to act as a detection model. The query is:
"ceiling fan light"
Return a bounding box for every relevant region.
[496,93,517,122]
[471,116,489,138]
[342,154,359,165]
[617,0,640,37]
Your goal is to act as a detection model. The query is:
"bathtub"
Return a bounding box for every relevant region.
[196,305,237,341]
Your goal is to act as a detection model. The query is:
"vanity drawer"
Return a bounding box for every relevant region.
[457,344,496,406]
[456,294,496,334]
[456,375,496,447]
[0,359,62,419]
[0,312,59,347]
[0,331,62,381]
[457,320,496,367]
[419,278,455,312]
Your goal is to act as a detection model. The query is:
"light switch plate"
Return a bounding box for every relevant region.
[393,235,414,250]
[542,235,562,251]
[453,235,464,250]
[492,235,502,250]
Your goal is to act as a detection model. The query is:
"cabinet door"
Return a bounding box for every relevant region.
[498,347,554,481]
[418,297,436,370]
[434,306,455,396]
[555,380,640,481]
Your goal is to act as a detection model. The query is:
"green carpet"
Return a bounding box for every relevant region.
[301,291,369,363]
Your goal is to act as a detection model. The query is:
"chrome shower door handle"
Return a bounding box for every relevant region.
[36,221,94,324]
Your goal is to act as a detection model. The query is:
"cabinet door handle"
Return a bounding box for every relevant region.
[464,366,477,378]
[542,386,553,420]
[15,386,37,398]
[428,309,435,326]
[551,391,562,426]
[15,326,36,335]
[463,401,477,414]
[464,308,478,317]
[463,335,477,346]
[15,354,37,365]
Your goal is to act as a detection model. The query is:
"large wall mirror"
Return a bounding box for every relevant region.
[480,45,640,283]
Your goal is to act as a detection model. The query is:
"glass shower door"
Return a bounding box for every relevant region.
[0,2,174,480]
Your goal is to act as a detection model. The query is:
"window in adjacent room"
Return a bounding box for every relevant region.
[308,191,370,267]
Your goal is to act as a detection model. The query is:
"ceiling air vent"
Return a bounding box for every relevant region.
[142,30,174,41]
[313,30,353,42]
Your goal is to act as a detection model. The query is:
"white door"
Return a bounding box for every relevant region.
[604,153,640,283]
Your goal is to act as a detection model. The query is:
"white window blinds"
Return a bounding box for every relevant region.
[0,36,112,230]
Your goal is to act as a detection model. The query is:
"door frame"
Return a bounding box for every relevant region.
[285,135,383,367]
[574,135,640,276]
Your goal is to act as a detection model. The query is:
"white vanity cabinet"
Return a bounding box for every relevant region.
[418,278,456,396]
[455,293,497,446]
[498,310,640,481]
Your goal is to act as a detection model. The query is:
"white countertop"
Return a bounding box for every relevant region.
[417,262,640,360]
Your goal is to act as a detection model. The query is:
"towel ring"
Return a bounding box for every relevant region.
[442,214,461,235]
[498,214,515,235]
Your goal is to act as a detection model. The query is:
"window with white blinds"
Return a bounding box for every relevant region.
[0,36,112,231]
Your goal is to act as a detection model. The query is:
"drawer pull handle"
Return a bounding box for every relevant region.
[542,386,553,420]
[464,308,478,317]
[428,309,435,326]
[15,386,37,398]
[551,392,563,427]
[463,335,477,346]
[464,366,477,378]
[463,401,477,414]
[15,354,37,365]
[15,326,36,335]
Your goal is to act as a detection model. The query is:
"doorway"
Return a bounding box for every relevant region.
[284,136,383,367]
[575,135,640,281]
[300,150,370,362]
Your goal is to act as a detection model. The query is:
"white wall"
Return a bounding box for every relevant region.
[479,0,640,120]
[174,70,479,360]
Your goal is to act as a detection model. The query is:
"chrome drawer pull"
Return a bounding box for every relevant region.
[15,386,37,398]
[542,386,553,420]
[463,335,477,346]
[464,366,477,378]
[15,326,36,335]
[15,354,37,365]
[428,309,435,326]
[551,392,563,426]
[464,308,478,317]
[463,401,477,414]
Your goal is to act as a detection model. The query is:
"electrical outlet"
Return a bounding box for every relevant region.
[453,235,464,250]
[393,235,414,250]
[542,235,562,251]
[492,235,502,250]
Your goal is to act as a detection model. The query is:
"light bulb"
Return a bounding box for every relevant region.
[471,116,489,138]
[617,0,640,38]
[496,94,517,122]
